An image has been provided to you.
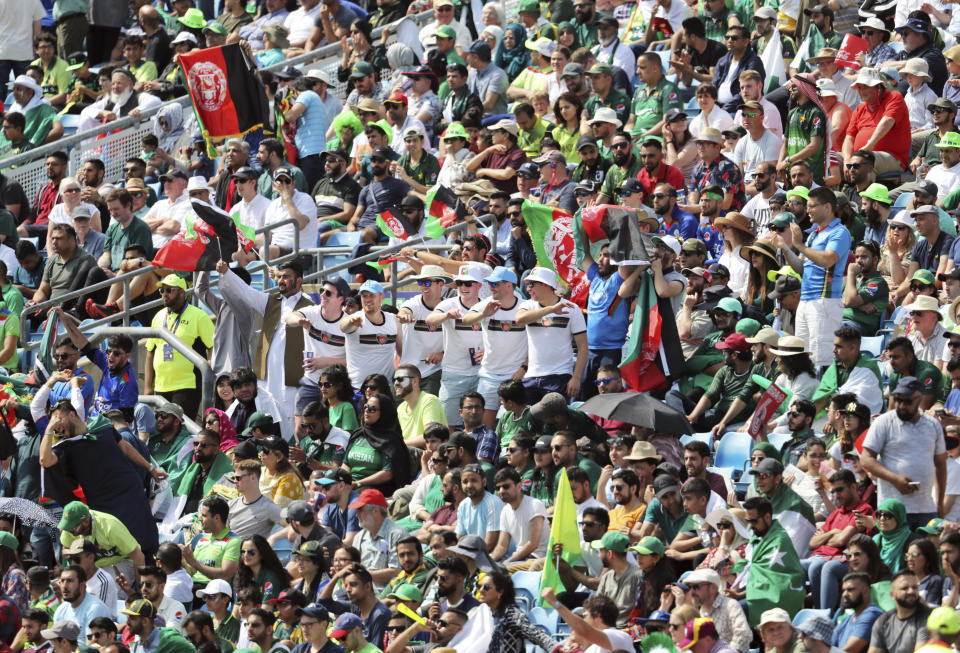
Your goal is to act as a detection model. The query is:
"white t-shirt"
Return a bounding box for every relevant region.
[343,310,398,389]
[731,130,781,183]
[434,296,484,375]
[296,305,345,382]
[0,244,18,276]
[689,107,734,139]
[500,495,551,559]
[585,628,636,653]
[48,201,99,225]
[283,2,321,43]
[234,194,271,232]
[164,568,194,605]
[398,294,444,378]
[87,568,118,620]
[742,191,779,236]
[945,456,960,522]
[264,190,319,249]
[926,162,960,201]
[0,0,46,60]
[733,97,783,139]
[146,194,191,248]
[472,296,528,377]
[519,298,587,377]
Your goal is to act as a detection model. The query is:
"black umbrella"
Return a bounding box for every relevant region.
[580,392,693,435]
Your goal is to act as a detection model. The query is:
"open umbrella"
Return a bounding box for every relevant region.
[580,392,693,435]
[0,498,60,528]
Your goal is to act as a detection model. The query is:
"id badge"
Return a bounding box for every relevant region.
[163,344,174,362]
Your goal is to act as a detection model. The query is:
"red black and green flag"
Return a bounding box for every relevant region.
[180,43,270,152]
[376,206,445,241]
[425,185,466,227]
[520,201,590,307]
[580,204,657,264]
[153,200,239,271]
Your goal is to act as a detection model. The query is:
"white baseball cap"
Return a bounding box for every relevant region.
[653,234,681,256]
[525,266,558,289]
[890,213,916,228]
[195,578,233,598]
[187,176,209,192]
[453,264,485,284]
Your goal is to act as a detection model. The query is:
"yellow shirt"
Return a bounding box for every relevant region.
[129,61,158,83]
[397,392,447,441]
[260,468,306,510]
[145,304,215,392]
[608,501,647,533]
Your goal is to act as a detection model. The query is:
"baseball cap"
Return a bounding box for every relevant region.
[272,165,295,181]
[525,266,559,289]
[296,605,332,620]
[679,618,720,649]
[490,118,519,136]
[534,435,553,453]
[330,613,363,640]
[359,279,385,294]
[121,599,157,619]
[370,146,394,162]
[803,3,834,16]
[349,61,375,79]
[714,297,742,314]
[759,608,792,627]
[258,434,289,455]
[41,622,82,642]
[652,235,681,256]
[486,266,518,285]
[652,474,680,498]
[591,531,630,553]
[348,488,388,509]
[62,538,93,556]
[58,501,90,531]
[65,52,88,71]
[749,458,785,476]
[232,439,259,460]
[588,62,613,76]
[517,162,540,179]
[196,578,233,599]
[317,468,353,485]
[281,500,314,523]
[561,63,585,77]
[242,410,274,435]
[293,540,325,559]
[266,588,307,606]
[232,166,259,181]
[159,168,188,182]
[466,39,492,58]
[664,108,688,123]
[387,583,423,602]
[532,150,566,166]
[892,376,923,396]
[716,332,750,352]
[630,535,665,556]
[531,392,568,421]
[682,238,707,254]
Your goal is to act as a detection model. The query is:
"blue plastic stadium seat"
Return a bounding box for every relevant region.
[512,570,542,611]
[324,231,362,248]
[714,432,753,478]
[766,432,792,453]
[860,335,884,359]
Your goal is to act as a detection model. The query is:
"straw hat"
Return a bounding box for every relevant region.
[739,239,779,266]
[769,335,808,357]
[714,211,754,236]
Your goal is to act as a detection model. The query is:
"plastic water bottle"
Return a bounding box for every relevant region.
[917,157,930,181]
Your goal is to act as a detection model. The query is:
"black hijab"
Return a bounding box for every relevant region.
[349,393,411,493]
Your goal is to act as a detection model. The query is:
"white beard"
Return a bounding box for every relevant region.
[110,88,134,107]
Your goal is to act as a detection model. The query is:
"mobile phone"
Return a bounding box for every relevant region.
[909,482,921,488]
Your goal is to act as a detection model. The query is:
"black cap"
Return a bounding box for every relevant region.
[620,178,644,193]
[892,376,923,396]
[575,180,598,193]
[322,276,351,299]
[274,65,303,80]
[534,435,552,452]
[159,169,188,182]
[654,461,683,478]
[231,166,259,181]
[517,162,540,178]
[370,146,393,161]
[323,147,349,161]
[664,108,688,123]
[233,439,259,460]
[653,474,680,498]
[400,195,425,209]
[939,269,960,282]
[576,135,598,151]
[768,275,801,299]
[749,458,784,476]
[597,13,619,28]
[402,64,436,78]
[722,125,747,138]
[804,3,834,16]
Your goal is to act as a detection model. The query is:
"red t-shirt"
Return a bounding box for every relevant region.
[487,145,529,194]
[812,500,876,559]
[847,90,911,169]
[637,162,685,203]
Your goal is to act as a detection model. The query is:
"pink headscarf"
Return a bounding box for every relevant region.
[790,73,833,179]
[204,407,239,452]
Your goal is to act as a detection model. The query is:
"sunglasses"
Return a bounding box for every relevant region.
[611,142,630,149]
[456,280,477,287]
[651,193,669,199]
[574,191,593,198]
[319,381,334,388]
[890,224,910,232]
[595,377,619,385]
[742,111,761,118]
[845,162,862,169]
[716,522,732,529]
[387,625,406,632]
[364,405,380,412]
[910,284,931,291]
[877,511,895,519]
[106,348,126,356]
[53,353,74,360]
[417,280,436,287]
[621,190,633,197]
[932,107,951,114]
[241,549,259,556]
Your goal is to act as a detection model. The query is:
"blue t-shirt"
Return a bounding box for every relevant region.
[661,206,699,241]
[321,490,360,540]
[293,89,330,158]
[698,220,724,260]
[456,491,503,539]
[13,260,44,289]
[831,605,884,649]
[913,230,956,273]
[586,263,630,350]
[49,370,94,414]
[83,344,139,415]
[800,218,851,300]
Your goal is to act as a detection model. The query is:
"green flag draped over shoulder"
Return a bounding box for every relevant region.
[766,480,817,555]
[745,521,805,626]
[792,23,826,74]
[539,467,581,605]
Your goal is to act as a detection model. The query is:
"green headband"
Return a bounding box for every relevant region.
[705,191,724,201]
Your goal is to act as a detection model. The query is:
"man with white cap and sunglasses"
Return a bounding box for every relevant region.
[426,265,485,426]
[462,266,529,427]
[397,264,450,396]
[283,69,333,189]
[686,567,752,652]
[516,266,588,403]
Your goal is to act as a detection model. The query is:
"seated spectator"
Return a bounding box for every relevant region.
[9,75,63,146]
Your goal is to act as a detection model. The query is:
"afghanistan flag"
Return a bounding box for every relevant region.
[743,521,805,626]
[521,201,590,307]
[581,205,658,265]
[425,185,466,227]
[538,467,581,605]
[153,200,239,271]
[179,44,270,148]
[376,206,445,241]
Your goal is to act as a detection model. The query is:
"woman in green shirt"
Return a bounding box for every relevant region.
[551,92,583,165]
[343,394,412,497]
[320,365,359,432]
[235,535,291,606]
[506,435,536,488]
[530,438,557,508]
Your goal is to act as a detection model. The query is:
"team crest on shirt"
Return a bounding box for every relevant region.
[925,377,933,386]
[502,322,510,331]
[866,282,879,293]
[264,582,273,593]
[378,335,387,344]
[543,318,552,327]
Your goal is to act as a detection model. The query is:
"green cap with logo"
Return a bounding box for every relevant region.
[859,182,890,204]
[350,61,376,79]
[587,62,613,76]
[912,269,936,285]
[66,52,88,72]
[387,583,423,602]
[591,531,630,553]
[58,500,91,531]
[434,24,457,39]
[442,122,469,140]
[518,0,541,12]
[203,21,227,35]
[243,411,275,435]
[630,535,665,556]
[937,131,960,149]
[785,186,809,201]
[767,263,802,283]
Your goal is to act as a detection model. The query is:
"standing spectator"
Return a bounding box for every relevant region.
[262,166,319,261]
[0,0,45,100]
[284,74,333,189]
[861,377,948,529]
[465,40,508,116]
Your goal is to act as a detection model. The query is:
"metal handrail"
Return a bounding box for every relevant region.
[0,9,437,171]
[88,326,215,412]
[138,394,202,434]
[19,216,301,348]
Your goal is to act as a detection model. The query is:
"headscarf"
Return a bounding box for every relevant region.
[204,407,238,452]
[751,442,780,488]
[386,43,418,72]
[347,393,411,493]
[482,24,504,51]
[153,103,185,153]
[873,498,911,573]
[790,73,832,178]
[557,21,580,50]
[495,23,531,80]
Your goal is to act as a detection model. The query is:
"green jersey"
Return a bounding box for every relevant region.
[584,88,631,126]
[842,271,888,336]
[630,78,682,135]
[786,102,827,183]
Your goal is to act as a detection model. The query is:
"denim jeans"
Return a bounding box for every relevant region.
[801,556,848,610]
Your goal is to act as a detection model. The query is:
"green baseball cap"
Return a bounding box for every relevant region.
[387,583,423,602]
[785,186,809,201]
[587,62,613,76]
[434,24,457,39]
[918,517,947,534]
[591,531,630,553]
[243,411,275,435]
[158,273,188,291]
[735,318,762,337]
[518,0,541,12]
[630,535,665,556]
[912,269,936,285]
[350,61,376,79]
[443,122,469,140]
[0,532,18,551]
[65,51,88,72]
[203,21,227,35]
[770,211,796,229]
[715,297,742,315]
[178,8,206,29]
[58,501,91,531]
[767,263,802,283]
[937,131,960,149]
[859,182,890,204]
